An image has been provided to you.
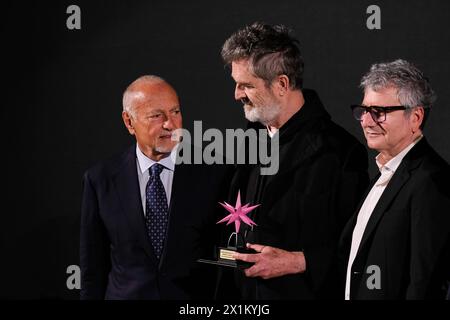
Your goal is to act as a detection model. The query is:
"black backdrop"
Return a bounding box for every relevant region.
[2,0,449,299]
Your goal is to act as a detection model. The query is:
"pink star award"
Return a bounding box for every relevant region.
[216,190,259,267]
[197,190,260,268]
[217,190,259,234]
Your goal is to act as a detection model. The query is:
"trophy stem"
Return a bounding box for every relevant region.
[227,232,237,248]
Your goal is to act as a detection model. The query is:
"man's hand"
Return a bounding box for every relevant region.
[233,243,306,279]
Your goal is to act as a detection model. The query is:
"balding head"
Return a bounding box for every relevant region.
[122,75,178,117]
[121,75,182,161]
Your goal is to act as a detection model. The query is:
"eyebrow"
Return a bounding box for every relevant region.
[145,106,180,114]
[235,80,253,86]
[231,73,249,85]
[145,109,164,115]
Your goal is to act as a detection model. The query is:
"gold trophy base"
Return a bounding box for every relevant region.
[197,246,254,269]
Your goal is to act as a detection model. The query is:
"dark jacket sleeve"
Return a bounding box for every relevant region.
[80,171,111,300]
[303,141,369,297]
[407,169,450,299]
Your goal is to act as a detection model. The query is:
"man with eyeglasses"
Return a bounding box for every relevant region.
[340,59,450,299]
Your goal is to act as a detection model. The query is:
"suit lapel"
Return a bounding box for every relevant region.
[357,169,410,255]
[113,146,158,262]
[356,139,427,255]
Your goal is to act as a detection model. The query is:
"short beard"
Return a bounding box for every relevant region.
[154,140,177,155]
[244,103,281,126]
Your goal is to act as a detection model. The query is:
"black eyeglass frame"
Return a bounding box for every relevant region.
[350,105,408,123]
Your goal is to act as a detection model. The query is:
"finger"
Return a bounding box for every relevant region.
[244,265,260,278]
[247,243,266,253]
[233,252,259,263]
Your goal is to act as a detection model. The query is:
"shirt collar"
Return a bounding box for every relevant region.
[375,135,423,174]
[136,144,177,175]
[266,126,279,138]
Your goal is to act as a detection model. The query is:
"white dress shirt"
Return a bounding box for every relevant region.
[345,136,423,300]
[136,145,177,214]
[267,126,279,138]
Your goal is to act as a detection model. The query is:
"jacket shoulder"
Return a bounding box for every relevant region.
[421,144,449,171]
[413,144,449,188]
[83,146,134,182]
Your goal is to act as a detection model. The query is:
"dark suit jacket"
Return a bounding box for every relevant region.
[80,144,231,299]
[218,89,369,299]
[340,138,450,299]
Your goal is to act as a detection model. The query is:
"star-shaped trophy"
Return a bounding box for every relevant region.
[217,190,258,232]
[198,190,260,268]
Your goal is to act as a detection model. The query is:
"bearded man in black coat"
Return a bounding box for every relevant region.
[217,22,369,299]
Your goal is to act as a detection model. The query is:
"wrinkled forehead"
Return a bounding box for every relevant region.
[231,59,251,77]
[131,85,179,111]
[363,86,400,105]
[231,59,265,85]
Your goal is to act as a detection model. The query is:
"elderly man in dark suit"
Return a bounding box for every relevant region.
[80,75,229,299]
[341,59,450,299]
[217,22,369,299]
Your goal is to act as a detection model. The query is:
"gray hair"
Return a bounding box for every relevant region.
[360,59,436,109]
[221,22,304,90]
[122,75,167,117]
[360,59,436,130]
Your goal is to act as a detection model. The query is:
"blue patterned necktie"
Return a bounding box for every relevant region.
[145,163,169,259]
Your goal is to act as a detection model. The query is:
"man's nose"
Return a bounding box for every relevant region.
[163,115,176,130]
[361,111,376,127]
[234,84,245,101]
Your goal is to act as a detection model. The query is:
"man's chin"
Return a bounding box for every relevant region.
[365,139,382,150]
[155,143,177,154]
[244,115,260,123]
[244,107,268,123]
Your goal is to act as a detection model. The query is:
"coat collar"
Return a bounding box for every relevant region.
[247,89,331,146]
[355,137,430,256]
[241,89,332,208]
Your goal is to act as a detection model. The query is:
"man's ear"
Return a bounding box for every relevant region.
[410,106,425,133]
[276,75,289,96]
[122,111,135,135]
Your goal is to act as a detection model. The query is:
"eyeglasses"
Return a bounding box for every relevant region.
[350,105,408,123]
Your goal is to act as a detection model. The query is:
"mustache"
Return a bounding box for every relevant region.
[160,130,183,142]
[241,97,252,106]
